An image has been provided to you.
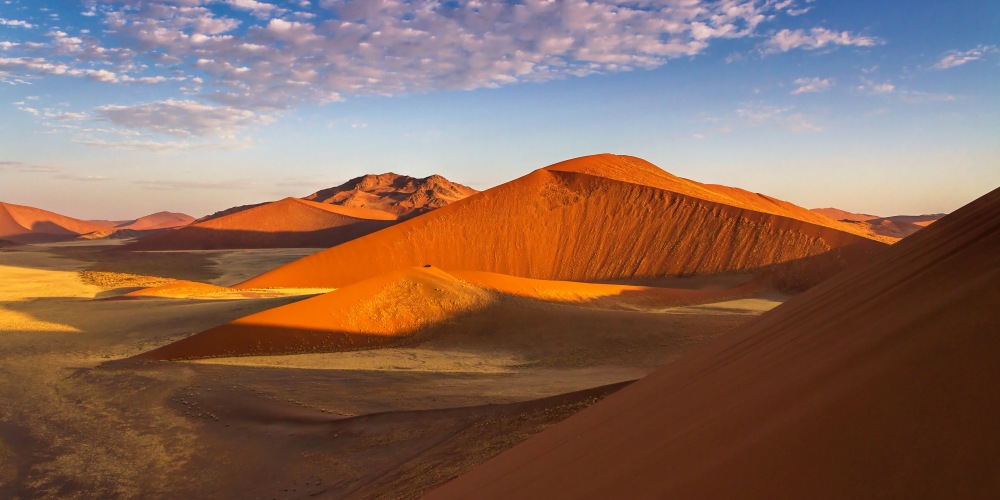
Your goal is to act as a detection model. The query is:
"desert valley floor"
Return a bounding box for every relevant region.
[0,241,784,498]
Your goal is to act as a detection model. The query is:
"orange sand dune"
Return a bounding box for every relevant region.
[115,211,194,231]
[449,270,761,310]
[137,267,493,359]
[121,280,234,298]
[304,172,478,218]
[0,201,108,243]
[811,206,879,222]
[137,266,761,360]
[429,186,1000,499]
[241,154,888,290]
[124,197,397,250]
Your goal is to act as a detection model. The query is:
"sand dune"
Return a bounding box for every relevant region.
[811,207,879,222]
[813,207,946,239]
[429,186,1000,499]
[304,172,478,218]
[137,265,766,360]
[242,154,888,290]
[123,197,397,250]
[115,211,194,231]
[449,270,761,310]
[137,266,493,359]
[0,201,108,243]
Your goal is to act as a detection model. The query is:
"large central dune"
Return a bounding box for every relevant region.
[124,197,397,250]
[429,185,1000,499]
[241,154,888,290]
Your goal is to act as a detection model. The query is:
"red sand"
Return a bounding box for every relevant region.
[123,197,397,250]
[137,266,762,360]
[429,186,1000,499]
[304,172,478,218]
[0,201,108,243]
[137,266,493,359]
[241,154,888,290]
[811,207,879,222]
[115,211,194,231]
[450,270,761,310]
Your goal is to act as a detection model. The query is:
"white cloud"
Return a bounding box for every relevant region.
[763,27,879,54]
[95,99,272,138]
[934,45,998,69]
[86,0,809,111]
[791,77,832,94]
[0,18,34,28]
[225,0,283,18]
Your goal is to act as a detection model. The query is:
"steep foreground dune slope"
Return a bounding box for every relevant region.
[0,201,107,243]
[124,197,396,250]
[428,186,1000,499]
[241,154,887,290]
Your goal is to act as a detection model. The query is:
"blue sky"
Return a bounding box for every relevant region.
[0,0,997,219]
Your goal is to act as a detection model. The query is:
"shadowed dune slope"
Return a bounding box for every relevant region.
[449,270,761,310]
[0,201,107,243]
[241,154,887,290]
[137,266,763,360]
[304,172,478,218]
[124,197,397,250]
[137,266,493,359]
[428,186,1000,499]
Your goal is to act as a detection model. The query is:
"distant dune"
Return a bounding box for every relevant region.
[115,211,194,231]
[429,186,1000,499]
[241,154,889,290]
[811,207,879,222]
[123,197,397,250]
[0,201,108,243]
[812,207,946,239]
[304,172,478,218]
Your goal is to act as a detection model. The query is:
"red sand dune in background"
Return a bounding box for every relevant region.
[429,186,1000,499]
[241,154,888,290]
[0,201,108,243]
[115,211,194,231]
[811,206,879,222]
[304,172,478,218]
[136,266,762,360]
[123,197,397,250]
[812,207,946,239]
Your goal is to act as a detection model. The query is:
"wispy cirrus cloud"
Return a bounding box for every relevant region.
[95,100,273,138]
[934,45,998,70]
[0,160,57,173]
[736,103,822,132]
[763,27,879,54]
[791,77,832,94]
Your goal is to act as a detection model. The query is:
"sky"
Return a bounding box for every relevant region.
[0,0,997,219]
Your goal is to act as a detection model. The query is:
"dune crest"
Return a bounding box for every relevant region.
[241,154,888,290]
[429,185,1000,499]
